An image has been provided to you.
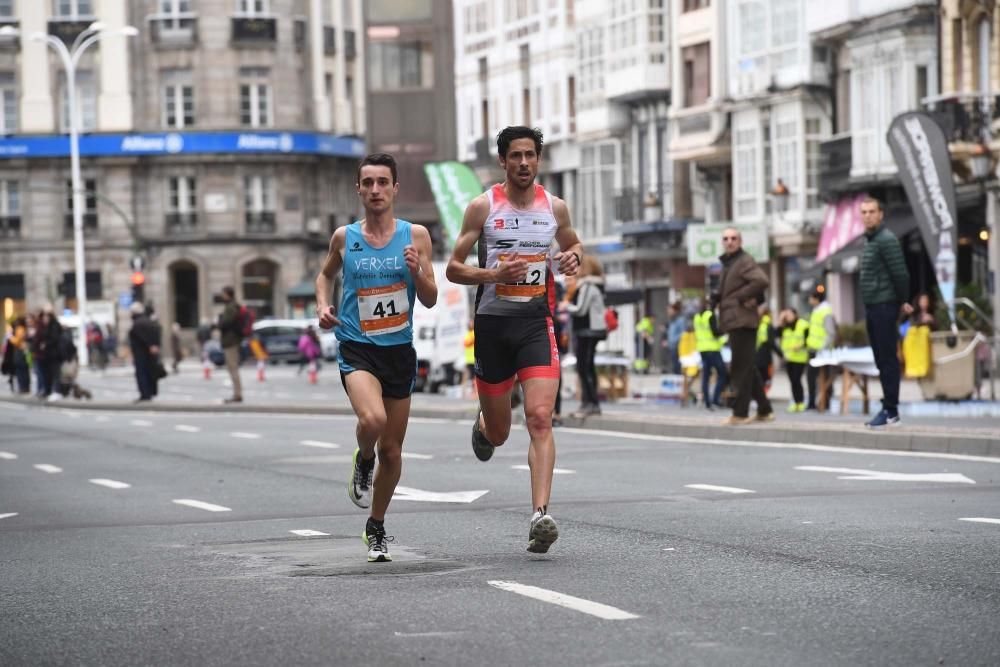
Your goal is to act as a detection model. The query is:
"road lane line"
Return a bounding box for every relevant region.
[0,403,25,411]
[511,464,573,474]
[231,432,261,440]
[0,512,17,520]
[172,499,232,512]
[299,440,340,449]
[959,517,1000,525]
[0,451,17,460]
[685,483,755,494]
[89,479,131,490]
[33,464,63,474]
[290,529,330,536]
[94,416,111,422]
[175,425,202,433]
[487,581,640,620]
[402,452,434,460]
[130,419,153,427]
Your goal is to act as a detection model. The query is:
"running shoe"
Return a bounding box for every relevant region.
[471,412,495,462]
[362,525,393,562]
[527,510,559,554]
[348,447,375,508]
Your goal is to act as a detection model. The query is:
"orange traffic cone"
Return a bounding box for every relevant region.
[257,360,266,382]
[308,360,318,385]
[202,358,212,380]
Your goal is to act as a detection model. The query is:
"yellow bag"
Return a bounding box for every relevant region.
[902,324,931,379]
[679,331,699,378]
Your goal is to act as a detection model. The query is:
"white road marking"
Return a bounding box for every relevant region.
[230,432,261,440]
[0,513,17,520]
[662,548,676,551]
[0,402,25,410]
[89,479,131,490]
[558,426,1000,464]
[402,452,434,460]
[172,499,232,512]
[33,464,63,474]
[796,466,976,484]
[393,631,465,638]
[0,451,17,460]
[487,580,640,620]
[685,483,755,494]
[60,410,81,418]
[130,419,153,427]
[290,529,330,536]
[959,517,1000,525]
[174,425,202,433]
[94,416,111,422]
[393,486,489,503]
[299,440,340,449]
[511,464,574,474]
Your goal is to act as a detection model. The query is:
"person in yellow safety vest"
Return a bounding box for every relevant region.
[462,319,477,399]
[634,314,655,374]
[754,305,778,391]
[779,307,810,412]
[693,294,729,409]
[805,287,837,410]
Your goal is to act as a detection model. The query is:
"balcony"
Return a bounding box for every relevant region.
[48,18,95,46]
[63,213,98,236]
[246,211,276,233]
[231,16,277,45]
[668,103,729,163]
[818,133,852,199]
[148,13,197,47]
[924,94,1000,144]
[0,215,19,239]
[166,212,197,233]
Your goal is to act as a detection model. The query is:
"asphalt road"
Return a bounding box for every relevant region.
[2,401,999,666]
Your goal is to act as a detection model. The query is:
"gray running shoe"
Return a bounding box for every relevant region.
[527,510,559,553]
[471,412,495,462]
[348,448,375,508]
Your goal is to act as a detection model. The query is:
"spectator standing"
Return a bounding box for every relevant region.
[31,308,64,398]
[779,308,809,412]
[717,227,773,424]
[634,314,654,374]
[564,255,607,418]
[170,322,183,374]
[128,301,161,402]
[805,287,837,410]
[859,197,912,428]
[693,294,727,409]
[217,286,244,403]
[6,316,30,393]
[755,305,778,392]
[666,301,686,374]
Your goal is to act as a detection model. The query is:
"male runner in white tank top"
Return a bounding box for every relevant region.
[447,126,583,554]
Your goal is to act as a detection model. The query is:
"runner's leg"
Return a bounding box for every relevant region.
[477,382,514,447]
[369,395,410,522]
[520,376,559,510]
[344,371,386,458]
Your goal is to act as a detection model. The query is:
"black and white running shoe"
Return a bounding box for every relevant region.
[527,509,559,554]
[363,525,393,562]
[348,447,375,508]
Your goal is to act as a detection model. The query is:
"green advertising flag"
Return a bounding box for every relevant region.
[423,161,483,249]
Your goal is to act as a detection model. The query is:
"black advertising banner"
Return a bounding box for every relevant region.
[887,111,958,320]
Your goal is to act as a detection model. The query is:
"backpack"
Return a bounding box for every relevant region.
[604,307,619,333]
[236,305,254,338]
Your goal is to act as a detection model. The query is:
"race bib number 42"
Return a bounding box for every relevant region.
[358,282,409,335]
[496,253,548,302]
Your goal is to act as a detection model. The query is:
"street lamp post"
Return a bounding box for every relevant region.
[0,23,138,367]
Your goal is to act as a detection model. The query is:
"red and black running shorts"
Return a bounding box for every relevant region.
[473,315,560,396]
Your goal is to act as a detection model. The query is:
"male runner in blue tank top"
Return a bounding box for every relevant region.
[447,126,583,554]
[315,153,437,562]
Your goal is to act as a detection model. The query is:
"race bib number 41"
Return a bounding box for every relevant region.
[358,282,409,336]
[496,253,548,302]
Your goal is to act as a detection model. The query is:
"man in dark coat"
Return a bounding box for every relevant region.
[717,227,773,424]
[128,302,162,402]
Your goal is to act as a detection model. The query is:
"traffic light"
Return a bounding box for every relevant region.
[131,270,145,304]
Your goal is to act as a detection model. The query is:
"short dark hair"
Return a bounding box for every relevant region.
[357,153,398,185]
[860,195,883,212]
[497,126,544,159]
[222,286,235,298]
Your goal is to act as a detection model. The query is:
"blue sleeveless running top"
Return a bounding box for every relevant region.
[335,220,417,346]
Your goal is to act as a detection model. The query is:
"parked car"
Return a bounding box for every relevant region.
[209,319,337,366]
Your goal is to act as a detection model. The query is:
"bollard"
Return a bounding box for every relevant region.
[202,358,212,380]
[257,360,266,382]
[308,360,318,385]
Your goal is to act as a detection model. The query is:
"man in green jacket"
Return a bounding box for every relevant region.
[859,197,912,428]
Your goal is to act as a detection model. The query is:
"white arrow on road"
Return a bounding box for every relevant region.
[796,466,975,484]
[393,486,489,503]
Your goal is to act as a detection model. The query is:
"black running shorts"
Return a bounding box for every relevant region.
[338,339,417,399]
[473,315,560,396]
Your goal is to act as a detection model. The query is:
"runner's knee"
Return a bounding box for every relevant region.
[357,409,387,437]
[524,405,553,438]
[482,418,510,446]
[376,442,402,467]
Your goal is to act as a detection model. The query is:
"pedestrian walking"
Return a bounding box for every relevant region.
[447,125,583,554]
[805,287,836,410]
[717,227,774,425]
[128,301,161,402]
[693,294,728,409]
[755,305,778,392]
[666,301,686,374]
[779,308,809,412]
[297,325,322,384]
[859,196,912,428]
[315,152,437,563]
[170,322,183,374]
[217,286,244,403]
[563,254,607,418]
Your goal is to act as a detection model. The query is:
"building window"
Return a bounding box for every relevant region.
[170,261,199,328]
[163,77,195,129]
[239,69,271,127]
[54,0,93,18]
[235,0,270,16]
[0,180,20,238]
[774,118,798,209]
[0,73,16,135]
[737,2,765,57]
[734,126,758,220]
[59,71,96,133]
[580,140,620,235]
[368,41,435,91]
[245,175,275,232]
[682,0,709,11]
[157,0,195,30]
[682,43,710,107]
[167,176,197,231]
[804,117,822,211]
[0,1,13,18]
[64,178,98,234]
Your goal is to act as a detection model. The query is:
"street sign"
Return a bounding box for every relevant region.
[686,222,769,266]
[130,255,145,271]
[119,292,133,308]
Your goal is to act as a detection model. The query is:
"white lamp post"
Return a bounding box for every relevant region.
[0,23,138,367]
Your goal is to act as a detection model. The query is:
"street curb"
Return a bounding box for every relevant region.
[2,396,998,459]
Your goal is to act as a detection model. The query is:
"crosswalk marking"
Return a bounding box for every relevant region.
[0,513,18,520]
[34,464,63,474]
[172,499,232,512]
[685,483,755,494]
[299,440,340,449]
[488,581,640,620]
[959,517,1000,525]
[0,451,17,460]
[290,529,330,537]
[89,479,131,490]
[175,425,202,433]
[231,432,261,440]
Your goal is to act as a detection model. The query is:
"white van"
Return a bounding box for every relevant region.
[412,262,470,393]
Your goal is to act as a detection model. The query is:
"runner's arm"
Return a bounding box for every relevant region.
[552,197,582,276]
[409,224,438,308]
[315,227,346,329]
[446,195,527,285]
